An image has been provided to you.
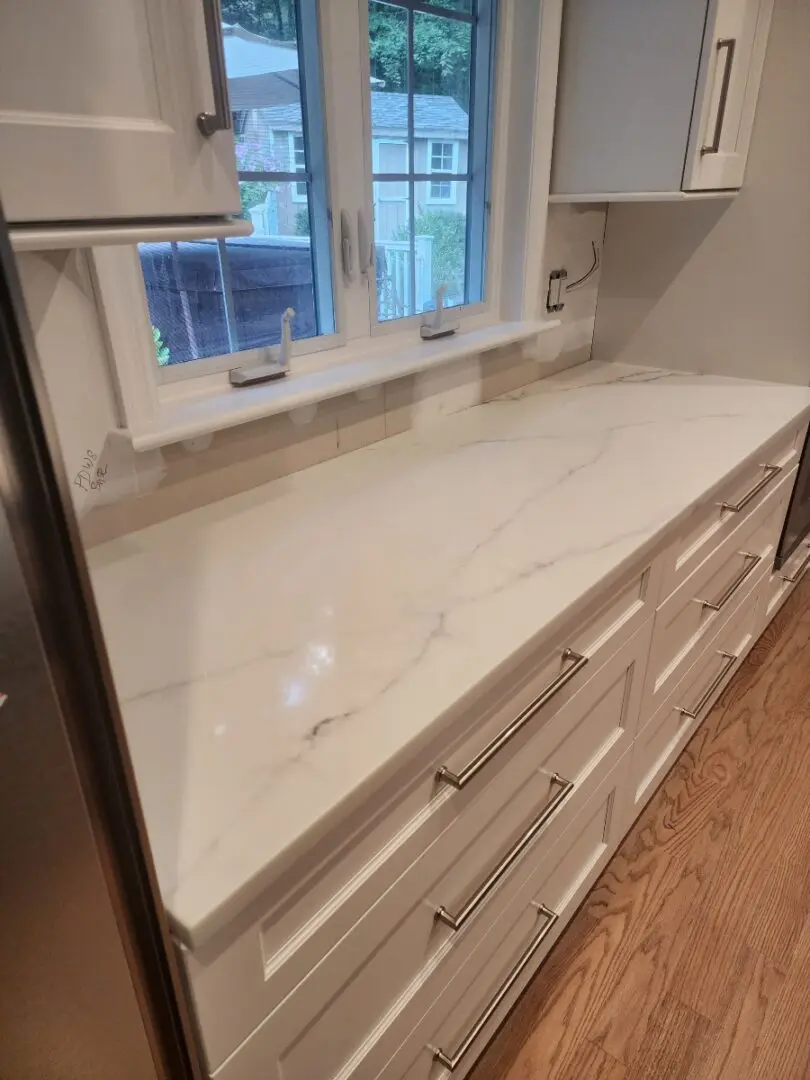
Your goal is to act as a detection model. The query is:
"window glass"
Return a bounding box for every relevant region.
[141,0,333,371]
[368,0,485,323]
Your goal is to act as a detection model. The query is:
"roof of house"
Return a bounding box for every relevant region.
[257,92,469,135]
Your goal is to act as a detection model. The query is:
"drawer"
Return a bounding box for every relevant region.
[659,423,804,602]
[632,577,762,814]
[203,624,652,1078]
[213,751,633,1080]
[644,469,791,717]
[763,539,810,625]
[182,558,660,1070]
[380,752,634,1080]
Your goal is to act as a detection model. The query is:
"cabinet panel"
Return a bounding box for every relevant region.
[191,621,652,1073]
[684,0,775,191]
[0,0,240,223]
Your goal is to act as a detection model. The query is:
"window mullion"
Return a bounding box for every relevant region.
[320,0,374,342]
[407,8,417,317]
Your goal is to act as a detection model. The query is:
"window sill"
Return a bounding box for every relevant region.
[125,318,560,452]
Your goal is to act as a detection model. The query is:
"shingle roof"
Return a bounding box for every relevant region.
[255,92,468,135]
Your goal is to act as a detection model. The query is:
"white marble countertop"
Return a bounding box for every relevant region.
[87,361,810,947]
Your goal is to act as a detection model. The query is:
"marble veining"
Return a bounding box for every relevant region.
[87,362,810,945]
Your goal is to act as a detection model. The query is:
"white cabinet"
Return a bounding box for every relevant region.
[0,0,240,224]
[551,0,774,200]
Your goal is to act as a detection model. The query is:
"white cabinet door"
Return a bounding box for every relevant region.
[0,0,240,223]
[684,0,774,191]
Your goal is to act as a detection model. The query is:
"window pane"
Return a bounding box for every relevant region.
[373,181,467,322]
[140,188,319,367]
[413,10,471,146]
[142,1,334,370]
[368,1,410,174]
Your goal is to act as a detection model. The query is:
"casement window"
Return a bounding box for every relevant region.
[92,0,556,446]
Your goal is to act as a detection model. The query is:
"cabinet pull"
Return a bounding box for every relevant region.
[197,0,233,136]
[432,903,559,1071]
[720,464,781,513]
[701,38,736,156]
[698,551,761,612]
[437,650,588,790]
[781,546,810,584]
[677,650,737,720]
[435,774,574,932]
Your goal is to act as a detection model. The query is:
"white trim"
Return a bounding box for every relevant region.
[548,189,739,203]
[129,318,560,450]
[426,140,458,203]
[11,217,253,252]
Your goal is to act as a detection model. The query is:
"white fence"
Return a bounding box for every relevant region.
[376,236,434,320]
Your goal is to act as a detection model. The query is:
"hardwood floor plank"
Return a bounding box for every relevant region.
[623,995,709,1080]
[556,1040,626,1080]
[748,915,810,1079]
[470,579,810,1080]
[685,946,784,1080]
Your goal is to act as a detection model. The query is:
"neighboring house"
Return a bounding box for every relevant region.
[223,24,469,243]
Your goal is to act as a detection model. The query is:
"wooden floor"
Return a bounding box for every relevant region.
[472,578,810,1080]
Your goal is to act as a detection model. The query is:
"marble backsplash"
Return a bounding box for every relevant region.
[20,203,607,547]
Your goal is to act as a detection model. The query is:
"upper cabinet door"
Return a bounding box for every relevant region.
[683,0,775,191]
[0,0,240,224]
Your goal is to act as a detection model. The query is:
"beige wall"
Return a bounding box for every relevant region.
[592,0,810,387]
[16,202,606,547]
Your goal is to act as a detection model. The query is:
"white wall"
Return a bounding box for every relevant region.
[592,0,810,386]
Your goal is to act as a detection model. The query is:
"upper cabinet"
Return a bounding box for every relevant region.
[0,0,241,225]
[550,0,775,201]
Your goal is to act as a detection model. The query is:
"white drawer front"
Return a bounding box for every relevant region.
[213,752,632,1080]
[645,469,791,718]
[632,577,762,814]
[659,423,803,603]
[383,753,633,1080]
[182,558,660,1071]
[204,625,651,1079]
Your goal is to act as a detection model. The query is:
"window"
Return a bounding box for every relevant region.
[99,0,556,442]
[139,2,334,373]
[428,141,457,203]
[290,134,308,201]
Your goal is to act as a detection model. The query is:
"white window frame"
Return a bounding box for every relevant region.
[90,0,562,449]
[289,132,309,203]
[426,140,458,204]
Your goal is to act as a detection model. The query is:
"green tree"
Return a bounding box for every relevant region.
[152,325,171,367]
[369,6,471,107]
[294,208,311,236]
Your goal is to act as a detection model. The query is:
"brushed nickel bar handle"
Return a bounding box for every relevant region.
[699,552,761,612]
[436,651,588,790]
[435,774,574,932]
[197,0,233,136]
[432,903,559,1072]
[701,38,736,156]
[721,464,781,513]
[677,651,737,720]
[781,546,810,584]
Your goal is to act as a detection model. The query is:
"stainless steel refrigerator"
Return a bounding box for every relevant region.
[0,212,200,1079]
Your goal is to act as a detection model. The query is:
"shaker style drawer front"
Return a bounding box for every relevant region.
[203,623,652,1078]
[632,578,762,814]
[384,754,633,1080]
[183,559,659,1070]
[213,752,633,1080]
[659,425,803,603]
[645,470,791,717]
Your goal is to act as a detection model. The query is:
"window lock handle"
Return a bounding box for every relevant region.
[340,210,356,283]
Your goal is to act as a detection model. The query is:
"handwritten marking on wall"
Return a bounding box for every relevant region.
[73,448,109,492]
